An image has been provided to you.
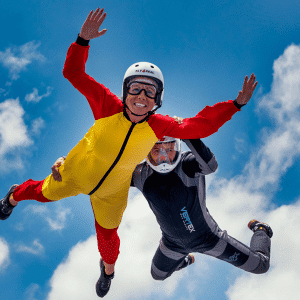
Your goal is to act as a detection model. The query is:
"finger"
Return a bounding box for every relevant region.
[242,76,248,91]
[87,9,94,21]
[97,11,107,25]
[252,81,258,91]
[248,73,256,86]
[95,8,104,21]
[92,7,102,21]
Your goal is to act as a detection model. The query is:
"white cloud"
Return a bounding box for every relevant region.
[46,207,71,231]
[47,193,185,300]
[22,204,71,231]
[226,201,300,300]
[217,44,300,300]
[0,237,10,270]
[0,98,33,171]
[0,41,45,80]
[25,86,53,103]
[16,239,44,255]
[31,117,45,135]
[25,283,40,300]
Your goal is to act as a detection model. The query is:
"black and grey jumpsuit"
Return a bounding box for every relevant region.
[132,139,271,280]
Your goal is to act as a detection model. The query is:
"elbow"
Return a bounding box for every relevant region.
[62,67,68,79]
[208,157,218,174]
[212,160,218,172]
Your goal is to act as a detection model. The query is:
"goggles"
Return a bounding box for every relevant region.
[127,81,158,99]
[146,137,182,173]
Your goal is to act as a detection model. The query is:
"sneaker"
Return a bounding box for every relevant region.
[248,219,273,238]
[95,259,114,298]
[177,254,195,271]
[0,185,18,220]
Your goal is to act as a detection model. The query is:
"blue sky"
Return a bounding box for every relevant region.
[1,0,300,299]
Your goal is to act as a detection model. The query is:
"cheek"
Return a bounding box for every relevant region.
[149,99,156,108]
[125,96,134,106]
[169,153,176,161]
[150,152,159,159]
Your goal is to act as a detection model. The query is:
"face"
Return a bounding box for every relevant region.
[148,142,176,166]
[125,77,157,117]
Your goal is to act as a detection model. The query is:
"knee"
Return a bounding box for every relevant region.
[151,268,167,281]
[250,259,270,274]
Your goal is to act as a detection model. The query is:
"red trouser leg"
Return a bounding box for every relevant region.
[13,179,52,203]
[95,220,120,264]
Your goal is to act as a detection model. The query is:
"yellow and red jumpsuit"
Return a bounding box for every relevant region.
[13,41,240,264]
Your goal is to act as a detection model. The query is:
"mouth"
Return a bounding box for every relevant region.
[134,102,146,108]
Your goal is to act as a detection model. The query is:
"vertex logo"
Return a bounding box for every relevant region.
[180,207,195,233]
[223,252,240,263]
[135,69,154,74]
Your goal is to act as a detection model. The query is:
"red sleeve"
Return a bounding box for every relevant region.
[63,42,123,120]
[148,100,239,139]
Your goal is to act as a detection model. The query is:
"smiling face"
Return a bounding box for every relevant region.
[125,76,157,122]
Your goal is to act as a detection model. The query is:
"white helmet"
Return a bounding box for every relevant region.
[122,62,164,109]
[146,136,181,173]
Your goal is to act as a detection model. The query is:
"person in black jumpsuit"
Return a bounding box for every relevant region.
[51,137,273,281]
[131,137,273,280]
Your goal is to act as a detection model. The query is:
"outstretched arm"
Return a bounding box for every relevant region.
[63,7,123,120]
[154,74,258,140]
[79,8,107,40]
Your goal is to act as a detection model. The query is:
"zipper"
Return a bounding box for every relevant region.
[88,123,136,195]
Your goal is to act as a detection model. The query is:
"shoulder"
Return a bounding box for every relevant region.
[132,162,153,190]
[180,151,201,178]
[147,113,176,137]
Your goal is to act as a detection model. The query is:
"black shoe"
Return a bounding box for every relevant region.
[0,185,18,220]
[177,254,195,271]
[248,219,273,238]
[95,259,114,298]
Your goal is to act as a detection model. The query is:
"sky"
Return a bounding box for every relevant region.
[1,0,300,299]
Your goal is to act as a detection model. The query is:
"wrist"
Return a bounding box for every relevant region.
[76,34,90,46]
[233,99,245,109]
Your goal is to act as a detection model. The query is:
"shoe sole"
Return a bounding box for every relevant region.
[0,184,18,220]
[248,219,273,238]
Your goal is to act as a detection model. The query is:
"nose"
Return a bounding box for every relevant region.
[160,155,167,161]
[138,90,147,99]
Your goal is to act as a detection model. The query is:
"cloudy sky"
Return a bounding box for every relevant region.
[1,0,300,299]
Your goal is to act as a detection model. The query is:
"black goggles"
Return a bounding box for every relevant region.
[127,81,158,99]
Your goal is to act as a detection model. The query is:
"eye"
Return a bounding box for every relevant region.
[145,87,156,95]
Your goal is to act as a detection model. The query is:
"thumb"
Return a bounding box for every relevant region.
[96,29,107,38]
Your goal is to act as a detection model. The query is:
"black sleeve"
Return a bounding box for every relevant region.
[76,34,90,46]
[182,139,218,177]
[233,99,245,109]
[130,176,135,187]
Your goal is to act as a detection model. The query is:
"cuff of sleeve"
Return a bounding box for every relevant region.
[233,99,245,109]
[76,34,90,46]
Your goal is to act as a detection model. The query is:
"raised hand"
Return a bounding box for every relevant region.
[79,8,107,40]
[236,74,258,105]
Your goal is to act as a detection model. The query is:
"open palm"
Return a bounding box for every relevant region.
[79,8,107,40]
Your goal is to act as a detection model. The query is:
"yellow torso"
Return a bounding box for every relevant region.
[42,112,158,228]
